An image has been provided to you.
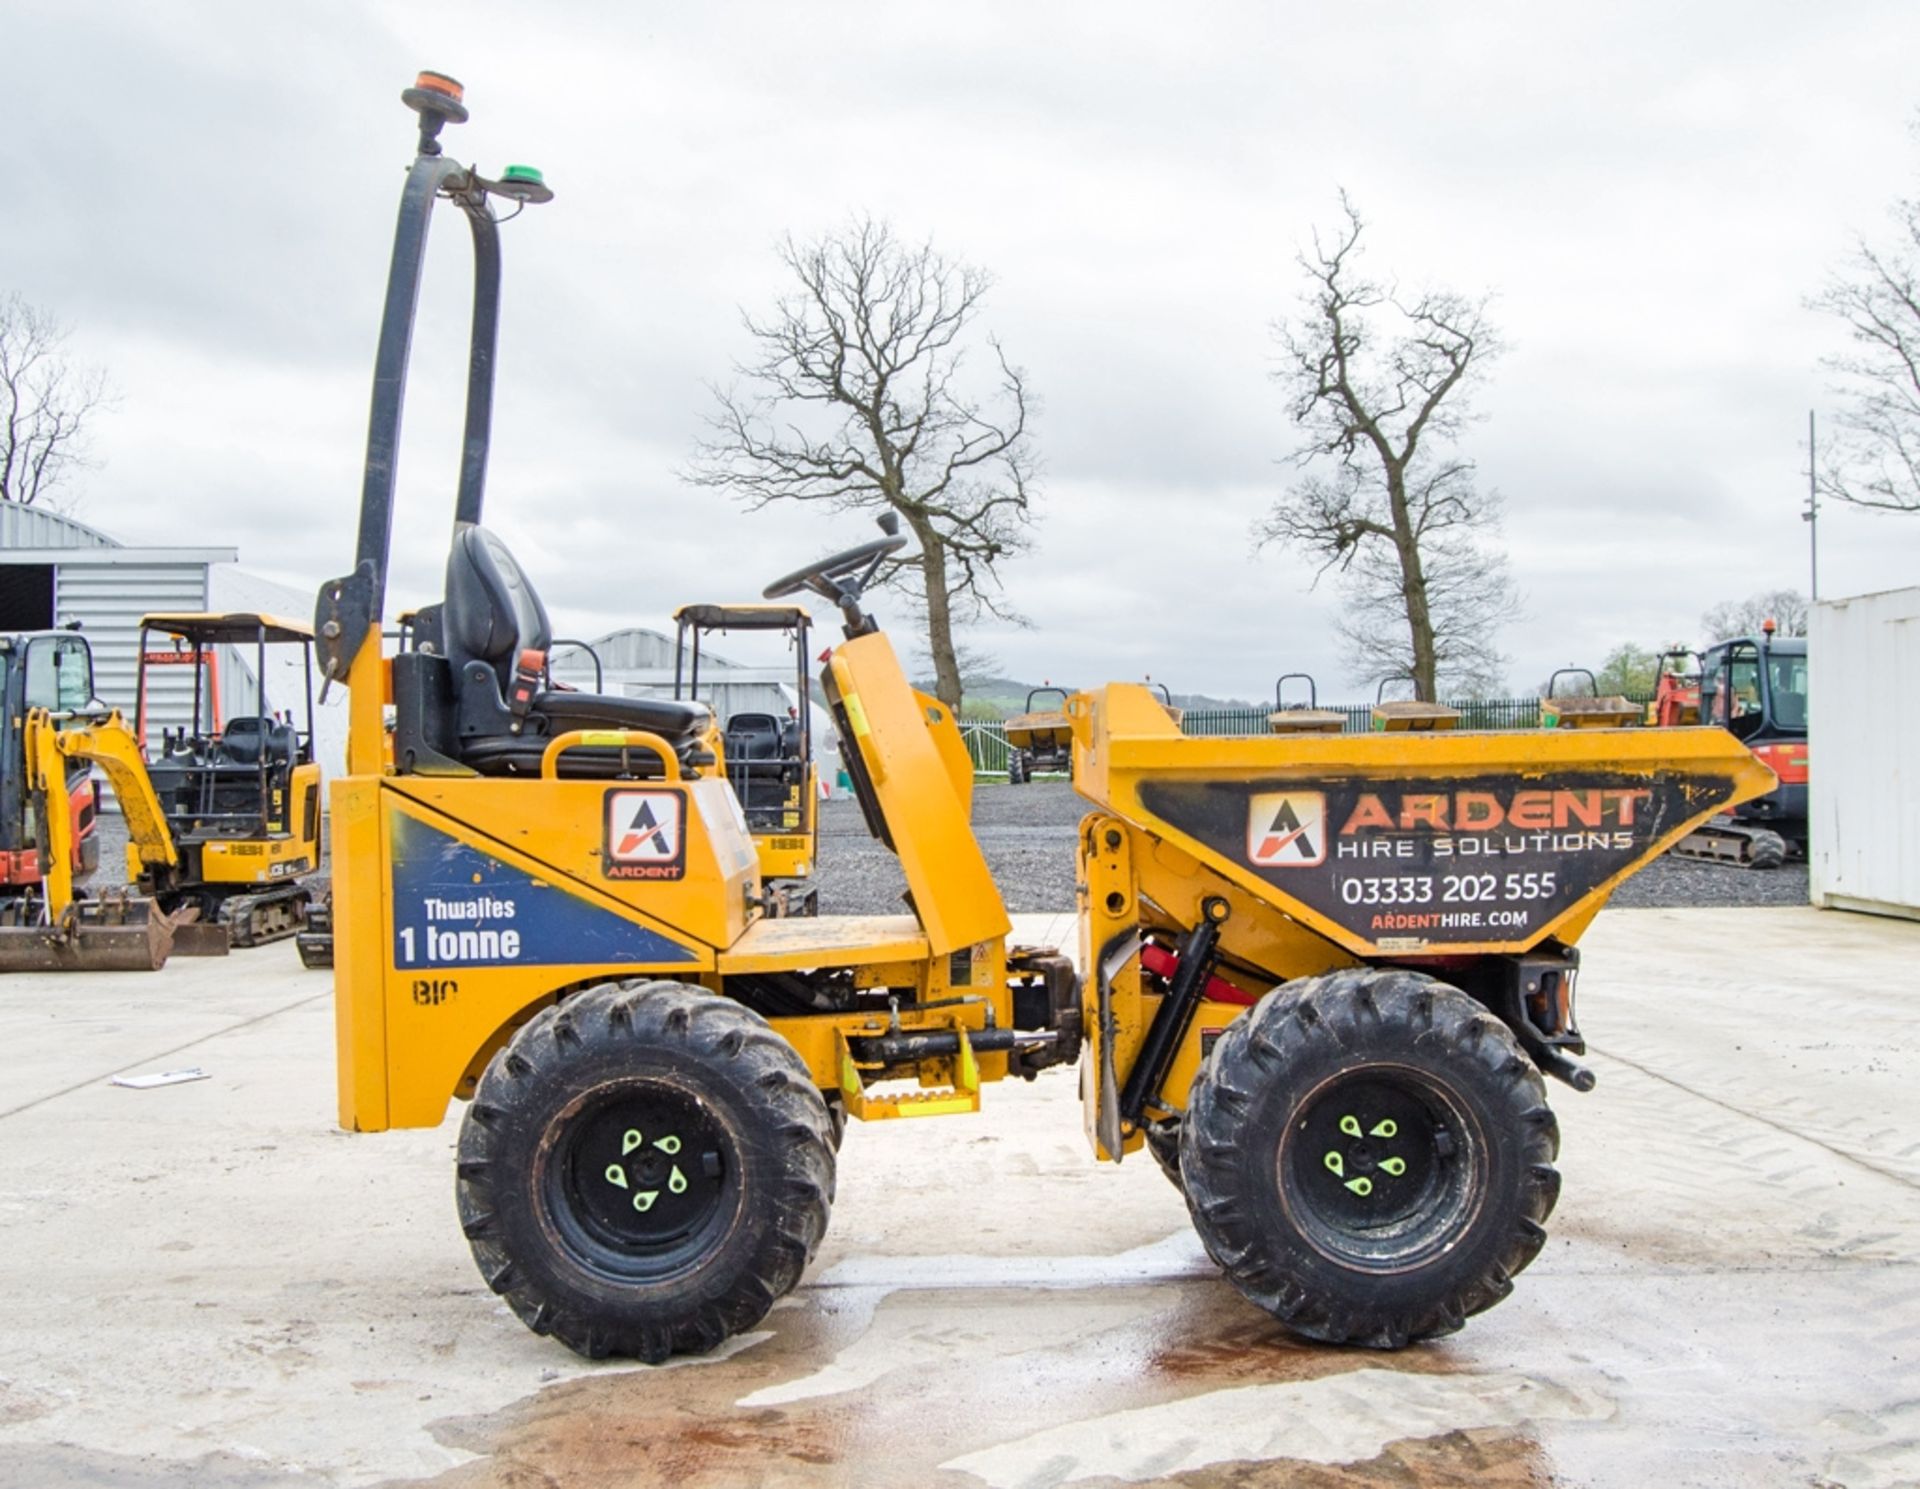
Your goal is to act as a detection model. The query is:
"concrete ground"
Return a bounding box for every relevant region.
[1,906,1917,1489]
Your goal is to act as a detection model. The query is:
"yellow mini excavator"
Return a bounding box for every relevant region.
[323,73,1775,1363]
[0,615,323,970]
[671,602,819,912]
[134,612,324,950]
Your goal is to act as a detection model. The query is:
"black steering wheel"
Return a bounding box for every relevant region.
[762,533,909,603]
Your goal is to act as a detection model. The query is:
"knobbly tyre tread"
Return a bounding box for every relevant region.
[1746,830,1787,871]
[456,980,836,1362]
[1144,1118,1184,1190]
[1180,966,1560,1349]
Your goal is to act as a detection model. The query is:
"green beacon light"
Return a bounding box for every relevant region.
[493,163,553,205]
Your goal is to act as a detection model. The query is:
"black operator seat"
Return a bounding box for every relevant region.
[725,712,782,762]
[220,717,299,766]
[442,524,711,777]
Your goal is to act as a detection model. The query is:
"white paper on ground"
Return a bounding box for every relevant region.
[110,1068,210,1089]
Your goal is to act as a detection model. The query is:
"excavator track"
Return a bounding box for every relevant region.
[295,893,334,969]
[218,885,313,949]
[1669,816,1788,870]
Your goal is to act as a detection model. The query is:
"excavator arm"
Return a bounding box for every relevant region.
[1,710,179,971]
[21,708,178,919]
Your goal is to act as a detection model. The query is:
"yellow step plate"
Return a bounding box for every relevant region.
[835,1026,981,1120]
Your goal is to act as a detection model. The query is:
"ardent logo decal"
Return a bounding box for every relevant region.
[604,789,688,881]
[1247,791,1326,867]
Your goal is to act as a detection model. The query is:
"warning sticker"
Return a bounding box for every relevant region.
[1247,791,1327,867]
[603,789,688,881]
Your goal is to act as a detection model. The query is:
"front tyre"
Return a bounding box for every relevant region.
[1181,968,1559,1348]
[456,981,835,1361]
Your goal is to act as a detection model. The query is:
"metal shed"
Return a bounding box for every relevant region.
[0,500,342,825]
[1809,584,1920,921]
[0,504,241,737]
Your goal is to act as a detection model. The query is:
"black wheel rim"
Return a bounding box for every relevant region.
[544,1080,734,1281]
[1279,1065,1483,1272]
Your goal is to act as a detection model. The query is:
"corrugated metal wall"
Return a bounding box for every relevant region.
[1810,585,1920,920]
[54,561,211,734]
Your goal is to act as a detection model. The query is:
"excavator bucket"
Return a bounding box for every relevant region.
[0,896,177,973]
[1075,683,1777,959]
[168,912,234,958]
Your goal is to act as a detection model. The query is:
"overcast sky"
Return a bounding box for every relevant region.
[8,0,1918,702]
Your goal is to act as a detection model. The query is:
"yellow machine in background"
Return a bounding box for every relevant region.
[323,73,1776,1365]
[0,614,323,969]
[671,602,818,908]
[1267,672,1347,735]
[3,697,182,972]
[1003,686,1073,783]
[1540,668,1642,730]
[134,613,324,949]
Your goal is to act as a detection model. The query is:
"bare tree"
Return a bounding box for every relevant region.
[1810,181,1920,513]
[1701,589,1810,641]
[0,293,112,510]
[1257,194,1517,700]
[689,218,1037,711]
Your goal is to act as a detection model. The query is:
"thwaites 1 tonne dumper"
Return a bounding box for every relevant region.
[1004,687,1074,784]
[325,74,1775,1361]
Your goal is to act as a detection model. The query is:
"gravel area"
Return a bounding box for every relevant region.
[91,777,1809,915]
[813,779,1087,916]
[1606,850,1809,908]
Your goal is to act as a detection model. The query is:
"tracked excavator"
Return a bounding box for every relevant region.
[0,615,324,970]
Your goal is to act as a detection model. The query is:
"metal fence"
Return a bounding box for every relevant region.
[958,692,1654,774]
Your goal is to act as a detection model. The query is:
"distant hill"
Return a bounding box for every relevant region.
[912,674,1261,719]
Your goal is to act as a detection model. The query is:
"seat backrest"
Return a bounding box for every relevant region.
[221,717,269,764]
[725,712,782,761]
[444,524,551,687]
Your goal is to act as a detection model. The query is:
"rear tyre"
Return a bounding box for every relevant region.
[1181,967,1559,1348]
[1007,750,1028,785]
[1745,830,1787,870]
[457,981,836,1362]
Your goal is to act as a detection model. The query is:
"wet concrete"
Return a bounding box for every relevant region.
[1,907,1917,1488]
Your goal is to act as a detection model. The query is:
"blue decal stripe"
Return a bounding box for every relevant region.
[389,811,698,971]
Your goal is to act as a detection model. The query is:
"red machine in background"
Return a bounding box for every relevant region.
[1647,622,1809,869]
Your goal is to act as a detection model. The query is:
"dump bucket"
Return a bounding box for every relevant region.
[1371,700,1462,732]
[1543,695,1641,728]
[1267,708,1347,735]
[1075,683,1776,960]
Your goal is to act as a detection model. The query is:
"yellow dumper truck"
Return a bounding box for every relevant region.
[322,73,1774,1362]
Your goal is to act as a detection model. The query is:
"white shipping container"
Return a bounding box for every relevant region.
[1809,585,1920,920]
